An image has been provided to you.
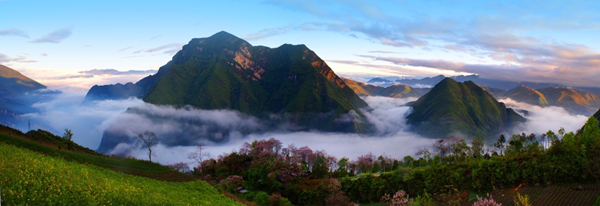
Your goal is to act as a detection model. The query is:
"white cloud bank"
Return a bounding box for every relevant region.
[22,95,592,166]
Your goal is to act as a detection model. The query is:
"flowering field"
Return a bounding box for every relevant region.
[0,132,191,182]
[0,143,242,205]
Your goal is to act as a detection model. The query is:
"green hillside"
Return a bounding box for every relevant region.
[0,126,241,205]
[406,78,525,138]
[0,125,191,182]
[0,143,241,205]
[143,32,367,117]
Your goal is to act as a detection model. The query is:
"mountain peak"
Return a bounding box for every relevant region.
[407,78,525,138]
[209,31,239,39]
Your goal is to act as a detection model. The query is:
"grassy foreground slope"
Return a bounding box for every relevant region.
[0,142,242,205]
[0,128,191,182]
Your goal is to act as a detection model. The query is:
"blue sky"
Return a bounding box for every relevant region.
[2,0,600,92]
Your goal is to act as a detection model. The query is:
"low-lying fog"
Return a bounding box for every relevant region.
[23,95,590,166]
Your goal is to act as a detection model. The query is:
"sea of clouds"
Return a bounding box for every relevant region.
[23,95,590,166]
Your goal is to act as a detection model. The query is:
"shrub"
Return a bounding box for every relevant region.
[255,192,270,206]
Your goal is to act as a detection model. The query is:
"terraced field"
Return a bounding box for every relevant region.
[473,185,600,205]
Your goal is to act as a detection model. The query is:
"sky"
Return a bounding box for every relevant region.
[2,0,600,93]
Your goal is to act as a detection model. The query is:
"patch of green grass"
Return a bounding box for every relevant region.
[0,132,191,182]
[0,143,242,205]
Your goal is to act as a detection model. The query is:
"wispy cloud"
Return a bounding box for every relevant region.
[150,35,162,41]
[78,69,157,76]
[0,28,29,38]
[258,1,600,87]
[30,27,73,43]
[0,53,37,63]
[47,69,157,80]
[368,51,399,54]
[245,25,294,40]
[118,46,135,52]
[131,43,183,55]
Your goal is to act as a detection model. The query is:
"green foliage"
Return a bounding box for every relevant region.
[411,192,436,206]
[312,155,329,178]
[254,192,270,206]
[62,128,73,141]
[341,123,600,204]
[0,143,241,205]
[244,162,283,193]
[372,162,381,173]
[279,197,294,206]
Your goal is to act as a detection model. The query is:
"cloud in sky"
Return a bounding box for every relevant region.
[253,1,600,87]
[28,69,156,93]
[78,68,158,76]
[133,43,183,55]
[118,46,135,52]
[356,47,600,87]
[0,28,29,38]
[150,35,162,41]
[30,27,73,43]
[0,53,37,63]
[244,25,295,40]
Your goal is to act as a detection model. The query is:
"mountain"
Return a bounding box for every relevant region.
[406,78,525,139]
[93,31,373,152]
[0,64,46,95]
[391,75,446,88]
[478,85,506,96]
[503,85,549,106]
[388,74,569,90]
[490,85,600,115]
[0,65,53,128]
[538,87,600,115]
[343,78,424,98]
[88,32,368,117]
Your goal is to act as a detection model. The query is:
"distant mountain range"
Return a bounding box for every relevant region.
[406,78,525,139]
[342,78,426,98]
[91,31,373,152]
[487,85,600,116]
[365,75,600,116]
[368,74,600,94]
